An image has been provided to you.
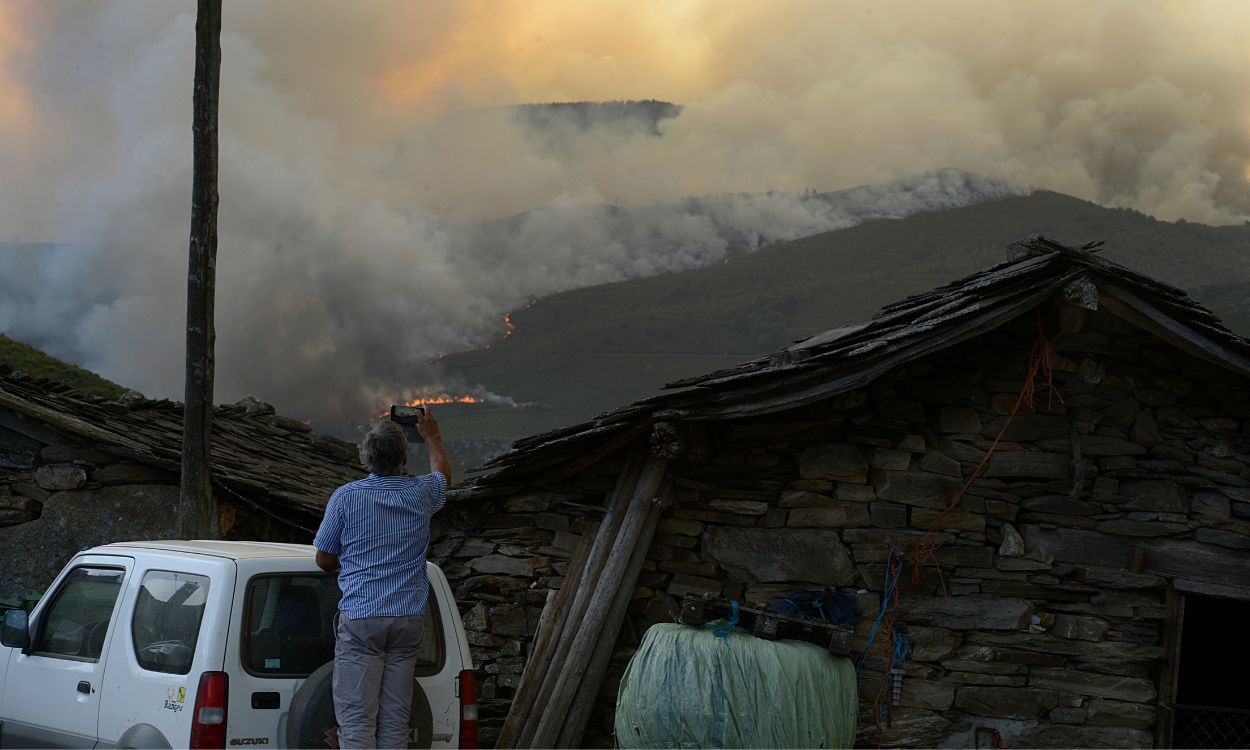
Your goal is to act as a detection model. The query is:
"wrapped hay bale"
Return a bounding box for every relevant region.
[615,622,858,748]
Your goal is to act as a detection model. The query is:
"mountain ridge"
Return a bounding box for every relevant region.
[437,190,1250,439]
[7,186,1250,453]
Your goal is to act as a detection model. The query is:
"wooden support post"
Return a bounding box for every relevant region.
[557,477,672,747]
[1156,585,1184,749]
[180,0,222,540]
[494,519,598,749]
[530,453,668,749]
[507,447,648,748]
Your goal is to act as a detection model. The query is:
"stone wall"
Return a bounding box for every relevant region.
[434,488,609,746]
[0,413,302,599]
[437,308,1250,748]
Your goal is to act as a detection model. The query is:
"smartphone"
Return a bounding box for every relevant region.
[389,405,426,423]
[388,405,426,443]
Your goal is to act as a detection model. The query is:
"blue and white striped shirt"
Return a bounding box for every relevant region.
[313,472,447,619]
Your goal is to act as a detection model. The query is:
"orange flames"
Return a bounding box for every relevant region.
[484,311,516,349]
[400,395,484,406]
[375,394,485,419]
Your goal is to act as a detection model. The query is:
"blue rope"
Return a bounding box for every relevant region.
[894,628,911,663]
[856,548,904,679]
[713,600,740,638]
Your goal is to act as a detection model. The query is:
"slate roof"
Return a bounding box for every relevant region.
[0,371,362,524]
[472,236,1250,487]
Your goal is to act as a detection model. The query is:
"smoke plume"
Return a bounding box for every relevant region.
[1,1,1249,428]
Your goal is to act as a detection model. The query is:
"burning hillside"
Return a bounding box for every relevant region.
[6,1,1250,432]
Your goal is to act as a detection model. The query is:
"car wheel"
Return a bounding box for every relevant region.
[286,660,435,749]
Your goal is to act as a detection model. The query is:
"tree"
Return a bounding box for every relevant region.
[180,0,222,540]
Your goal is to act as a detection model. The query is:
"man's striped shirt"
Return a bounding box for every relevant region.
[314,471,447,619]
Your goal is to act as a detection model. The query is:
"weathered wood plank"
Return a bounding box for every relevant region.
[1155,587,1183,749]
[557,478,671,747]
[1139,539,1250,588]
[1100,283,1250,375]
[495,521,598,748]
[0,390,150,455]
[525,424,648,485]
[511,447,648,748]
[529,454,668,748]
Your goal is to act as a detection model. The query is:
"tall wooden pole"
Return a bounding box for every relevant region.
[180,0,222,540]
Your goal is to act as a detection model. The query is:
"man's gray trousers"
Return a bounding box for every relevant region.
[333,612,425,749]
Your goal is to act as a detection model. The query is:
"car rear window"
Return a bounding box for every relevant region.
[242,574,445,678]
[131,570,210,675]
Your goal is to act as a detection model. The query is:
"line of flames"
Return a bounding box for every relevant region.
[400,395,484,405]
[486,312,517,350]
[436,304,529,359]
[375,394,484,418]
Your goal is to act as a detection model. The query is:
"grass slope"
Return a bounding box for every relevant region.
[439,191,1250,439]
[0,334,126,399]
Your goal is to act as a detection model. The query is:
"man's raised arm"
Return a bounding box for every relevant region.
[417,408,452,486]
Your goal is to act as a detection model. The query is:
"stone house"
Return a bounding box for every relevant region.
[6,235,1248,748]
[435,236,1250,748]
[0,376,362,599]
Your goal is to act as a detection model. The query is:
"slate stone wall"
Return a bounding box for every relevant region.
[437,308,1250,748]
[0,414,303,599]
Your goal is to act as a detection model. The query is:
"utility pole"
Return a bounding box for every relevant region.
[180,0,222,540]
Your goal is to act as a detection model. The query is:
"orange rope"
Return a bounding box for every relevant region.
[873,308,1065,746]
[872,551,903,739]
[910,308,1063,584]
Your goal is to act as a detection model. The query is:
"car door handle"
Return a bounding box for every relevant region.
[77,681,91,694]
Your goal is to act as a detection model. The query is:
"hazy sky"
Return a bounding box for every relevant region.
[1,0,1249,426]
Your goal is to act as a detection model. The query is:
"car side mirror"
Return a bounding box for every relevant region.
[2,609,30,650]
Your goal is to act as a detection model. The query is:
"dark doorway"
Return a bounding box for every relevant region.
[1172,594,1250,748]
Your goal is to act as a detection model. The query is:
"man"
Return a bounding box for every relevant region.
[313,408,452,749]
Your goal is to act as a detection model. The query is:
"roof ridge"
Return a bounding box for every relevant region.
[0,370,364,516]
[473,235,1250,485]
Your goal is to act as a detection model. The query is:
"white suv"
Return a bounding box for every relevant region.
[0,540,477,749]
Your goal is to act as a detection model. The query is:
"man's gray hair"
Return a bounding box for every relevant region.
[360,420,408,475]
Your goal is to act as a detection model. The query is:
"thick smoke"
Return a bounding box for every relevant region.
[1,1,1249,428]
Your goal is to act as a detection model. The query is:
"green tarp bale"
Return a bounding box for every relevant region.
[615,622,858,749]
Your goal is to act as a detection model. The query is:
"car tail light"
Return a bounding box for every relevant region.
[189,671,229,749]
[458,669,479,749]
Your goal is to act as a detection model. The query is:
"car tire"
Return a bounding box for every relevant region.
[286,660,435,749]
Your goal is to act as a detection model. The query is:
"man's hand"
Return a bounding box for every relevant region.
[418,408,453,485]
[416,408,442,443]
